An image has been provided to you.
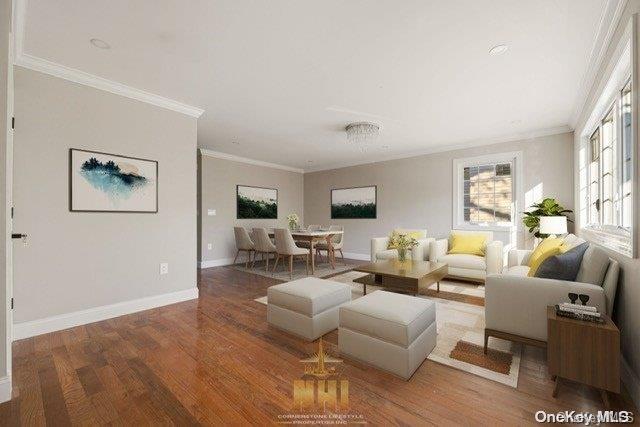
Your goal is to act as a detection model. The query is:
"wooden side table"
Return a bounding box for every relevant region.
[547,306,620,406]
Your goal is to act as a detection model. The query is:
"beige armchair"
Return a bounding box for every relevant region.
[428,230,503,282]
[233,227,255,268]
[273,228,309,279]
[370,229,434,262]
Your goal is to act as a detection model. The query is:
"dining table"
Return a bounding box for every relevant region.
[268,229,344,275]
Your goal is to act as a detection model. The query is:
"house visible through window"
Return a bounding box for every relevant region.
[463,161,513,224]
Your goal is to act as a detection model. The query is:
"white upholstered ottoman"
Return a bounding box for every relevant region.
[338,290,436,380]
[267,277,352,341]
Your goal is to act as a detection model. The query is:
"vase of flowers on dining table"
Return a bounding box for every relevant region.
[287,213,299,231]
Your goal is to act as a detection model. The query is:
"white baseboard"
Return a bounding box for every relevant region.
[13,288,199,340]
[0,376,11,403]
[342,252,371,261]
[199,257,238,268]
[622,357,640,410]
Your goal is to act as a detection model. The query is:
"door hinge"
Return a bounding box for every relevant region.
[10,298,13,310]
[11,117,14,130]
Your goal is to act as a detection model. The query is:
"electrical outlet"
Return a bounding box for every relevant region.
[207,243,212,250]
[159,263,169,275]
[208,209,216,216]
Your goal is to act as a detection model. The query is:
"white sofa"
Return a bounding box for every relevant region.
[484,237,619,350]
[370,229,434,262]
[428,230,503,282]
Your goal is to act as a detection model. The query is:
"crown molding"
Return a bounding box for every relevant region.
[199,149,304,173]
[11,0,204,118]
[569,0,628,128]
[304,125,572,173]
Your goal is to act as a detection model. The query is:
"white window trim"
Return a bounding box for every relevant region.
[577,24,636,259]
[452,151,523,232]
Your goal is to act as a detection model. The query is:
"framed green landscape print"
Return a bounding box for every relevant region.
[331,186,377,219]
[237,185,278,219]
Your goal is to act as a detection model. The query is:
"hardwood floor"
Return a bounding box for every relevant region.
[0,261,636,425]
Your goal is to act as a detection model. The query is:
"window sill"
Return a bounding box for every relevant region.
[454,222,516,232]
[581,226,633,258]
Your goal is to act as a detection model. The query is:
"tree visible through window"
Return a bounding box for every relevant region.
[463,162,512,224]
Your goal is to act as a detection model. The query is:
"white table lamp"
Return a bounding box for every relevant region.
[539,216,567,238]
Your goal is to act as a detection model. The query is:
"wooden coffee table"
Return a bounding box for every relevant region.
[353,260,448,295]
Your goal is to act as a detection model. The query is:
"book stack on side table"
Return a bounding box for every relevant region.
[555,302,603,323]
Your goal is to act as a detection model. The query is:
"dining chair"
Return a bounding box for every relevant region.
[251,227,277,271]
[297,224,322,248]
[233,227,255,268]
[316,225,344,263]
[273,228,309,279]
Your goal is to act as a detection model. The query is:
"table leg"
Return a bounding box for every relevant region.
[309,239,315,275]
[325,235,336,269]
[552,377,561,398]
[600,390,610,408]
[437,281,440,292]
[363,283,367,295]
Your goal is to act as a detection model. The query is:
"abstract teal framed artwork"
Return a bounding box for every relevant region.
[69,148,158,213]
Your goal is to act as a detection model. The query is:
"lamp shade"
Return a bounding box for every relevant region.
[539,216,567,235]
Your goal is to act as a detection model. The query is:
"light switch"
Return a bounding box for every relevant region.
[207,243,212,250]
[208,209,216,216]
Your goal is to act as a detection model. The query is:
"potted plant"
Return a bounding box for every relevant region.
[522,198,573,238]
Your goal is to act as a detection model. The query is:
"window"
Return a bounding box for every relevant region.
[453,152,521,230]
[462,162,512,224]
[580,77,633,256]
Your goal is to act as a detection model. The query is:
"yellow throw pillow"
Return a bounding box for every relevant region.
[387,230,422,249]
[527,237,563,277]
[447,233,487,256]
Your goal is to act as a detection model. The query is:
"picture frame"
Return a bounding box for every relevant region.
[237,185,278,219]
[331,185,377,219]
[69,148,159,213]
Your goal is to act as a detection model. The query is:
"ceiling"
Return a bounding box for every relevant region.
[20,0,608,171]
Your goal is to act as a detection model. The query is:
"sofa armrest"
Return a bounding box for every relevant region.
[412,238,435,261]
[370,237,390,262]
[485,274,606,342]
[485,241,504,274]
[508,249,532,268]
[429,239,448,262]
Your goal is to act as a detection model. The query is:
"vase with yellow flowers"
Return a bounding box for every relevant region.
[389,233,418,262]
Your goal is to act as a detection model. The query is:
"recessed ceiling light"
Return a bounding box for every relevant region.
[307,160,313,163]
[381,145,389,149]
[90,38,110,49]
[489,44,508,56]
[231,141,240,145]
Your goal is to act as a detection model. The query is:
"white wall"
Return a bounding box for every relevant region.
[12,68,198,332]
[304,132,574,258]
[198,152,304,266]
[572,3,640,408]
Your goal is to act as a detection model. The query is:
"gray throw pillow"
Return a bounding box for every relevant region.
[534,242,589,281]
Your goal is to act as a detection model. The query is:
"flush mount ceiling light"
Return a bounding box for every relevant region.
[345,122,381,146]
[489,44,508,56]
[90,38,111,49]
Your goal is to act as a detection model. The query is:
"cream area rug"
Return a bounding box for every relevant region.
[255,271,522,388]
[232,258,354,281]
